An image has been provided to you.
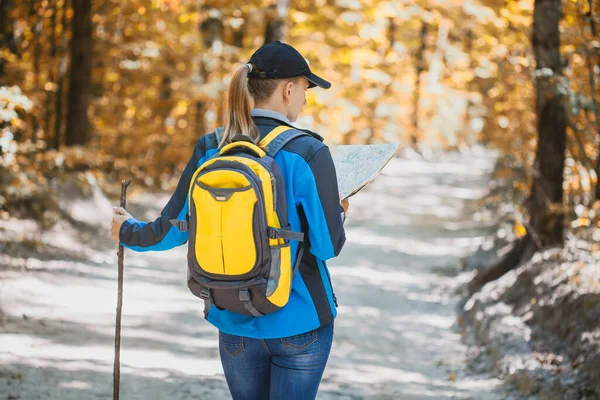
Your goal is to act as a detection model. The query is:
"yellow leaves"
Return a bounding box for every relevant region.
[125,106,136,120]
[145,87,158,98]
[2,49,17,63]
[336,0,363,11]
[338,48,379,67]
[514,223,527,238]
[106,71,120,83]
[337,48,353,65]
[0,0,592,208]
[141,107,152,119]
[571,218,591,229]
[291,11,310,24]
[359,21,388,41]
[178,13,190,24]
[364,69,392,85]
[341,11,363,25]
[578,0,591,14]
[450,71,475,85]
[173,100,188,117]
[44,82,57,92]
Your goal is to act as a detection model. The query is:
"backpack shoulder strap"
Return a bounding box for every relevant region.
[213,127,225,148]
[259,126,310,158]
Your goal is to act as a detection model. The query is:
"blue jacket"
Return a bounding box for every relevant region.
[120,109,346,339]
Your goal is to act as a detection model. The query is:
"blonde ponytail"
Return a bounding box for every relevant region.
[220,65,259,147]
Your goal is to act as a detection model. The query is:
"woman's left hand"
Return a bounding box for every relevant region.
[341,198,349,216]
[112,207,133,242]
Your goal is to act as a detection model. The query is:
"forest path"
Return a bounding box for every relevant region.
[0,148,520,399]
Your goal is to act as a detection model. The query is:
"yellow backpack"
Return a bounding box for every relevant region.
[171,126,307,317]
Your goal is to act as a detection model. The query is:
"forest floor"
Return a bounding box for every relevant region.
[0,146,586,399]
[462,225,600,400]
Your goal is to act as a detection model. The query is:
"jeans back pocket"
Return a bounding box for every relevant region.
[219,331,244,357]
[281,329,317,350]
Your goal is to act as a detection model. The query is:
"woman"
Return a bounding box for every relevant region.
[112,41,348,399]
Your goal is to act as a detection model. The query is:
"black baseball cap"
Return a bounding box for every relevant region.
[248,41,331,89]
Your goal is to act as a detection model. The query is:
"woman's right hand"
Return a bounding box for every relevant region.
[112,207,133,242]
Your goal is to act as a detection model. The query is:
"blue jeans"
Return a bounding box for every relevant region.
[219,322,334,400]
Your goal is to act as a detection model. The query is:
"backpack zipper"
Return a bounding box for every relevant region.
[270,172,277,215]
[226,153,282,228]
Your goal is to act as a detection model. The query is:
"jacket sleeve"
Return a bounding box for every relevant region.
[119,137,207,252]
[294,146,346,260]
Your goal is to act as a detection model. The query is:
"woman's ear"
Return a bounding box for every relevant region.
[283,81,294,105]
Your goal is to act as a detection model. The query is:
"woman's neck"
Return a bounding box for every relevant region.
[254,102,288,118]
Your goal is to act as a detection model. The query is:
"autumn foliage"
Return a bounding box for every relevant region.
[0,0,598,240]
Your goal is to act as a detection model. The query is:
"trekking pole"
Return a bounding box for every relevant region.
[113,179,131,400]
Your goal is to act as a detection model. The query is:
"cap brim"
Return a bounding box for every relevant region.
[306,73,331,89]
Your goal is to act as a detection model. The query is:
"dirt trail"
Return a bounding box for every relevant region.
[1,148,519,399]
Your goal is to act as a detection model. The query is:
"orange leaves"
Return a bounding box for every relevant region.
[514,223,527,239]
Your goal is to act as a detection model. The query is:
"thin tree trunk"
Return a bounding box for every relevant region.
[461,28,474,146]
[44,0,57,140]
[65,0,92,146]
[31,0,43,143]
[264,0,288,44]
[412,21,428,147]
[0,0,16,82]
[425,21,449,92]
[232,11,245,48]
[199,7,224,129]
[387,17,396,52]
[54,0,69,149]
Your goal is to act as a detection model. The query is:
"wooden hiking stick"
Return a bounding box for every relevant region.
[113,179,131,400]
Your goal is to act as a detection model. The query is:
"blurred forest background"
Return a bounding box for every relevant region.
[0,0,599,261]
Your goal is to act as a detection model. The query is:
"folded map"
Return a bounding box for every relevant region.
[331,143,401,200]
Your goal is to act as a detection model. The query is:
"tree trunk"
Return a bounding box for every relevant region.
[264,0,288,44]
[527,0,566,246]
[412,21,428,147]
[65,0,92,147]
[468,0,566,292]
[199,7,224,130]
[231,10,245,48]
[44,0,57,141]
[0,0,17,83]
[460,28,474,146]
[31,0,43,143]
[468,234,534,293]
[53,0,69,149]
